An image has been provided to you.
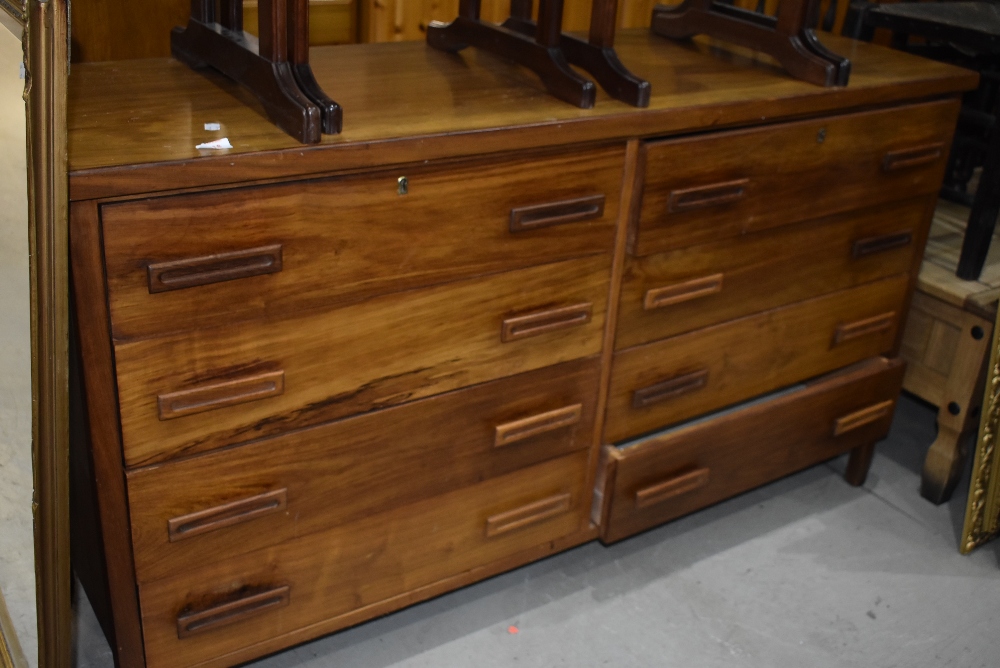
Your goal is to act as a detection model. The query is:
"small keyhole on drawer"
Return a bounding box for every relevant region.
[817,128,827,144]
[397,176,408,195]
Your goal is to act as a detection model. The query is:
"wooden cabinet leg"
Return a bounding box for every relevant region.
[844,441,876,486]
[920,420,970,504]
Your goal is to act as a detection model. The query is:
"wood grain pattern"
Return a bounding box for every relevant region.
[599,358,906,543]
[616,197,931,350]
[68,201,147,667]
[127,358,599,583]
[137,452,589,668]
[632,98,959,256]
[115,255,610,466]
[605,274,909,443]
[66,32,977,201]
[101,147,623,341]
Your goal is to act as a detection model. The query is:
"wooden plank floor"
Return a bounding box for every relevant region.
[918,199,1000,319]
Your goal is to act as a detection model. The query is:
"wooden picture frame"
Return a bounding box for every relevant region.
[962,302,1000,553]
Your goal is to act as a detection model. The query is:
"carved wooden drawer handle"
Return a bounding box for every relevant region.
[485,493,572,538]
[635,468,710,510]
[668,178,749,213]
[494,404,583,448]
[852,231,913,259]
[147,244,283,294]
[882,143,944,172]
[176,586,290,639]
[632,369,709,409]
[167,489,288,542]
[509,194,605,232]
[644,274,724,310]
[833,400,895,437]
[501,303,593,342]
[158,370,285,421]
[833,312,895,346]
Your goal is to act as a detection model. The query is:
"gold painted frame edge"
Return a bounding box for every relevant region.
[0,0,24,31]
[25,0,71,666]
[962,302,1000,553]
[0,590,28,668]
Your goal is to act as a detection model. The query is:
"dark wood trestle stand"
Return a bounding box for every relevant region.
[172,0,342,143]
[427,0,651,108]
[652,0,852,87]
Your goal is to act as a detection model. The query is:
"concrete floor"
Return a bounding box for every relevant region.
[74,394,1000,668]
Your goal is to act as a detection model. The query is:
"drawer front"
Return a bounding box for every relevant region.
[101,146,624,341]
[127,358,599,584]
[632,98,958,256]
[115,255,610,467]
[138,452,589,668]
[616,197,931,350]
[605,274,908,443]
[598,358,905,543]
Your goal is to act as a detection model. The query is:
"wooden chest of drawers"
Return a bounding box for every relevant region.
[67,31,975,668]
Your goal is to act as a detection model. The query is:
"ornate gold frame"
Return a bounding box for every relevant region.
[962,303,1000,553]
[23,0,72,665]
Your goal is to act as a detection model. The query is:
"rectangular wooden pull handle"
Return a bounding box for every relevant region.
[176,586,290,639]
[485,493,572,537]
[852,231,913,259]
[833,400,895,437]
[632,369,709,409]
[668,178,749,213]
[167,489,288,542]
[494,404,583,448]
[501,303,593,342]
[148,244,283,293]
[635,468,710,509]
[833,312,895,346]
[510,194,606,232]
[882,143,944,172]
[644,273,724,310]
[158,370,285,421]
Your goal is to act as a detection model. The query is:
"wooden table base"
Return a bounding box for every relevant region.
[172,0,342,144]
[651,0,850,87]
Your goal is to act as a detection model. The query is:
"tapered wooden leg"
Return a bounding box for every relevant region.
[288,0,343,134]
[503,0,650,105]
[844,442,876,487]
[921,422,971,503]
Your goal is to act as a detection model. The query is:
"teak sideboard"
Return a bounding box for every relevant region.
[67,30,976,668]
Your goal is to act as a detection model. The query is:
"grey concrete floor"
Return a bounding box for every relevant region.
[74,394,1000,667]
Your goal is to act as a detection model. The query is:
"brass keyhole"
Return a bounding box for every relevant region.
[817,128,827,144]
[397,176,409,195]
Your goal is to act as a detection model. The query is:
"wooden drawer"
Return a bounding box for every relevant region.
[101,146,624,341]
[616,197,932,350]
[631,98,958,256]
[115,255,610,467]
[137,452,590,668]
[126,358,599,584]
[596,357,905,543]
[604,274,908,443]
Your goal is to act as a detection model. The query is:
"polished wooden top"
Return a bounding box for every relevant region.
[67,29,977,200]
